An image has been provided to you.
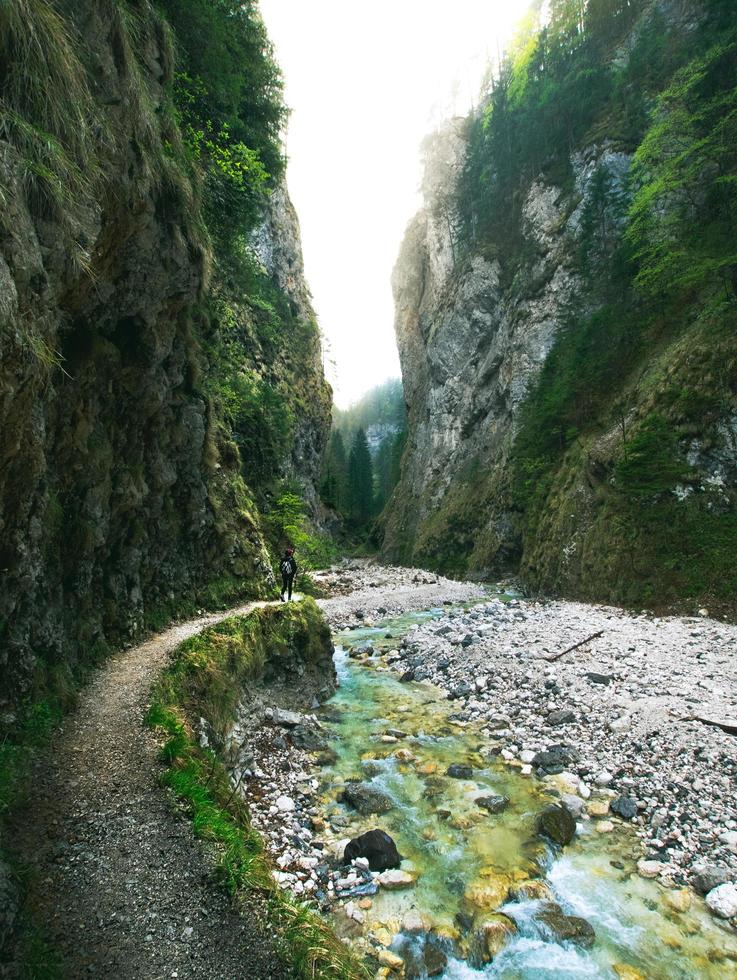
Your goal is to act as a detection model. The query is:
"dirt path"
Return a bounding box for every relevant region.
[12,599,298,980]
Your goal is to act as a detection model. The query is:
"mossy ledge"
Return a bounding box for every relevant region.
[146,599,368,980]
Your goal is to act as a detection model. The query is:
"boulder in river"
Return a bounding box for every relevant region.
[476,795,510,814]
[466,914,517,965]
[705,882,737,919]
[340,783,394,815]
[537,804,577,846]
[447,764,474,779]
[691,864,731,895]
[536,902,596,948]
[397,934,448,978]
[342,829,402,872]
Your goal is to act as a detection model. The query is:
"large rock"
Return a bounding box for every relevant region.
[398,935,448,978]
[532,745,579,775]
[691,865,731,895]
[447,764,473,779]
[704,882,737,919]
[476,795,510,814]
[340,783,394,815]
[343,829,401,872]
[537,804,577,846]
[610,795,637,820]
[536,903,596,948]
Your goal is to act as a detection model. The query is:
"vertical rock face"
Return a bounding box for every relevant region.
[0,0,329,709]
[383,3,737,613]
[384,121,597,571]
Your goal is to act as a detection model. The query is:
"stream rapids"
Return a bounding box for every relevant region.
[313,605,737,979]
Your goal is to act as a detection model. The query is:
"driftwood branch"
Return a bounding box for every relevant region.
[682,715,737,736]
[546,630,605,662]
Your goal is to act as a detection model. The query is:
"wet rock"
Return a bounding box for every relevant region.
[610,795,637,820]
[463,873,512,912]
[377,948,405,971]
[290,724,328,751]
[547,708,576,726]
[637,859,666,879]
[536,902,596,948]
[447,764,473,779]
[532,745,579,775]
[705,882,737,919]
[343,830,402,872]
[508,879,554,901]
[376,868,416,889]
[476,795,509,814]
[400,669,416,683]
[398,934,448,978]
[475,914,517,963]
[664,888,692,913]
[341,783,394,815]
[537,804,577,846]
[691,865,731,895]
[561,793,586,817]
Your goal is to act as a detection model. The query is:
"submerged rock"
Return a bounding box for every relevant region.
[447,764,473,779]
[466,914,517,965]
[340,783,394,815]
[537,804,577,846]
[343,829,401,872]
[476,795,510,814]
[398,934,448,978]
[536,902,596,948]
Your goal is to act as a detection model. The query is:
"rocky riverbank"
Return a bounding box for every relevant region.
[375,588,737,908]
[223,561,737,974]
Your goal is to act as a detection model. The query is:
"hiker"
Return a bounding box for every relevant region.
[280,547,297,601]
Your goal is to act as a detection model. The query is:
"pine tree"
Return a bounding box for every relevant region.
[320,430,348,512]
[347,428,374,524]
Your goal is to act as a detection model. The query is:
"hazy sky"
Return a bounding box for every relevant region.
[259,1,532,408]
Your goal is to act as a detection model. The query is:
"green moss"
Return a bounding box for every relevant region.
[147,602,368,979]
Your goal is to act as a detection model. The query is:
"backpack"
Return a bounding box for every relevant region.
[280,558,293,576]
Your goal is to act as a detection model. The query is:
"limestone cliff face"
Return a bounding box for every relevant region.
[0,0,329,710]
[385,123,616,570]
[383,2,737,613]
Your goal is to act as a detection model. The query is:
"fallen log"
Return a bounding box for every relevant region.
[546,630,605,662]
[682,715,737,736]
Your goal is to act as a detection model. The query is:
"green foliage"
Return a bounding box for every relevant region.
[320,430,348,512]
[614,413,689,497]
[326,380,406,525]
[332,378,406,436]
[627,36,737,305]
[147,604,368,978]
[347,429,374,525]
[158,0,286,243]
[266,485,340,572]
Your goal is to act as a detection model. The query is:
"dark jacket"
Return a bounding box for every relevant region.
[280,555,297,577]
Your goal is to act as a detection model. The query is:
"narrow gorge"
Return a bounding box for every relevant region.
[1,1,736,979]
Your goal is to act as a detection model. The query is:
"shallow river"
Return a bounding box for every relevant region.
[316,606,737,979]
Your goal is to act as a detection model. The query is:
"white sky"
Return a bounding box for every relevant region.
[259,1,532,408]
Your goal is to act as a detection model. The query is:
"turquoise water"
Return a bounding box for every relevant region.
[317,610,737,978]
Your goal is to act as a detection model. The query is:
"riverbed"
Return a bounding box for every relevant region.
[313,605,737,979]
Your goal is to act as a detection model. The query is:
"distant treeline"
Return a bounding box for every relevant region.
[321,379,407,525]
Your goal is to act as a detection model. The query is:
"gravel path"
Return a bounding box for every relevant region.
[12,600,297,980]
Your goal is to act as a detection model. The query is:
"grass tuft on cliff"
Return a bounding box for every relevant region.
[147,600,368,980]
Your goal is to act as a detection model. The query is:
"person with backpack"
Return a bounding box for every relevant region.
[280,547,297,601]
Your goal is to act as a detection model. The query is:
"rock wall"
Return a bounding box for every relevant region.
[383,3,737,614]
[0,0,330,712]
